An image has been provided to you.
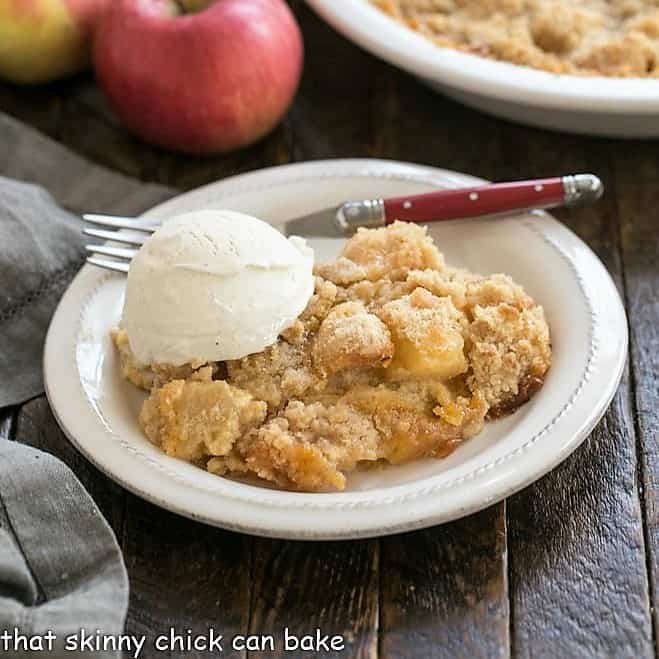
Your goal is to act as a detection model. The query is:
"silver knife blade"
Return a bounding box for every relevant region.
[283,205,345,238]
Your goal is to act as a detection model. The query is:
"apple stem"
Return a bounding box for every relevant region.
[171,0,186,14]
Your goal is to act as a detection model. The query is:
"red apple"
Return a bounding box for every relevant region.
[93,0,303,154]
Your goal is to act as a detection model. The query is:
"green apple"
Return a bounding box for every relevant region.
[0,0,109,84]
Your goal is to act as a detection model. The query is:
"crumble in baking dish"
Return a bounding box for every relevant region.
[372,0,659,77]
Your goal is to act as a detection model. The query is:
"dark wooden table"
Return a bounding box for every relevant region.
[1,4,657,658]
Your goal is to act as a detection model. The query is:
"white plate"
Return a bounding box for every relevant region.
[45,159,627,540]
[306,0,659,138]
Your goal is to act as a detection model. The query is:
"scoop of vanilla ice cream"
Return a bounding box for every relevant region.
[121,209,314,365]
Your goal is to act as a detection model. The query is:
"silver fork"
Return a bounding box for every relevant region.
[83,214,157,273]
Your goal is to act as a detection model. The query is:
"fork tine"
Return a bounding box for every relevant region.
[85,244,137,261]
[86,256,130,273]
[83,213,158,233]
[83,227,147,246]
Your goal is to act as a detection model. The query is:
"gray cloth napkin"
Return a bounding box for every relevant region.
[0,112,175,656]
[0,112,174,406]
[0,443,128,658]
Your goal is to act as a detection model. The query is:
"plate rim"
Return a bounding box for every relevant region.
[44,158,628,539]
[305,0,659,114]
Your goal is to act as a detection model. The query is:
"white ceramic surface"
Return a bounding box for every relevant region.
[44,159,627,540]
[305,0,659,138]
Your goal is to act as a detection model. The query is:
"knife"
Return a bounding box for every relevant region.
[283,173,603,237]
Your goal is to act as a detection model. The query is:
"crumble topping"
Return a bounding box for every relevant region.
[312,301,394,376]
[372,0,659,77]
[139,380,267,463]
[114,221,551,491]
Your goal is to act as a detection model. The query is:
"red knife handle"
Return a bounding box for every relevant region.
[383,177,565,224]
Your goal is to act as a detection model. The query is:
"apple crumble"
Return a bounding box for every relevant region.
[113,222,551,492]
[372,0,659,77]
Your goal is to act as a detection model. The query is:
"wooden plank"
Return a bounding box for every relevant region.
[0,79,67,142]
[381,506,510,659]
[496,121,589,176]
[507,376,653,658]
[0,407,15,440]
[365,75,506,182]
[121,498,251,659]
[616,178,659,653]
[15,396,125,534]
[506,144,654,658]
[249,538,378,659]
[291,1,390,160]
[293,2,505,179]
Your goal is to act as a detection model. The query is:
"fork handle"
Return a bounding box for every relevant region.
[335,174,602,232]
